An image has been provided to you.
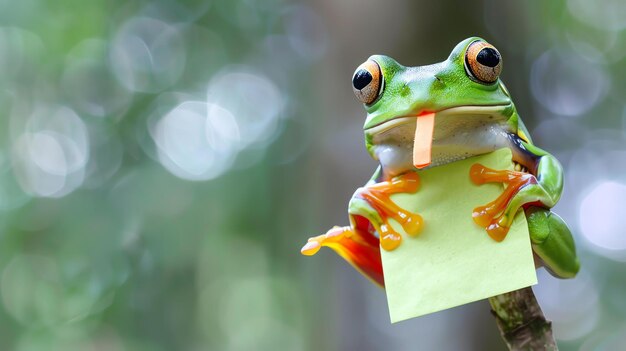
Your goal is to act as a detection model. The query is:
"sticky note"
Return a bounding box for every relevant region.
[381,148,537,323]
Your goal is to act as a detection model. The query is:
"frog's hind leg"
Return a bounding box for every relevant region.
[526,206,580,279]
[301,216,384,287]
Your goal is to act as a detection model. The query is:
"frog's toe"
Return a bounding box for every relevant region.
[472,205,496,227]
[485,219,510,242]
[300,240,321,256]
[402,213,423,237]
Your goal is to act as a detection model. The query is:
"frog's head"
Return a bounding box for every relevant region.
[353,37,520,175]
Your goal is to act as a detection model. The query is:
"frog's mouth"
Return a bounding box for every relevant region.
[365,105,514,174]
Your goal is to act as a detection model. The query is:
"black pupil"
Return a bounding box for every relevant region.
[353,69,372,90]
[476,48,500,67]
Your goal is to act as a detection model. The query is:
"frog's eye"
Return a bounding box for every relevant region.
[465,41,502,84]
[352,60,383,105]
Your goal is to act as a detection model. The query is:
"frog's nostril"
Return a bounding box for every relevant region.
[353,69,373,90]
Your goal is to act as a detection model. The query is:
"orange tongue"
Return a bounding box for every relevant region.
[413,113,435,169]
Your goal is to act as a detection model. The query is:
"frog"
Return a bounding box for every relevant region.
[301,37,579,287]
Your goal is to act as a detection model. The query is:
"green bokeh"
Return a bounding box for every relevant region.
[0,0,624,350]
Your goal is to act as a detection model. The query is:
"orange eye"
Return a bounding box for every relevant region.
[352,60,383,104]
[465,41,502,84]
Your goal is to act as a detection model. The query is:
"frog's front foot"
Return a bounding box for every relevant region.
[299,172,423,287]
[354,172,423,250]
[470,163,537,241]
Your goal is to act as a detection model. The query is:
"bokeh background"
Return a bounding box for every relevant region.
[0,0,624,350]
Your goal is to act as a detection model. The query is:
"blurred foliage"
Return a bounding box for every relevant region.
[0,0,624,350]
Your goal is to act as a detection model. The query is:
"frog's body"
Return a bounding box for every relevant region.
[302,37,579,287]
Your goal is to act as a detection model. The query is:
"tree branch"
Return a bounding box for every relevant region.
[488,287,558,351]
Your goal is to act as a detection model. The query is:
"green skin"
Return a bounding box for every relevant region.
[349,37,579,279]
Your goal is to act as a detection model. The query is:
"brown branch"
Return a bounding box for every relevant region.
[488,287,558,351]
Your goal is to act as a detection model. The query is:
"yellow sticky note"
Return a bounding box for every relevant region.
[381,148,537,323]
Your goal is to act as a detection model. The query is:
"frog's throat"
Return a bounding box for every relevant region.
[365,104,515,177]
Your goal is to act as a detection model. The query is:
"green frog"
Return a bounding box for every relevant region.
[301,37,579,287]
